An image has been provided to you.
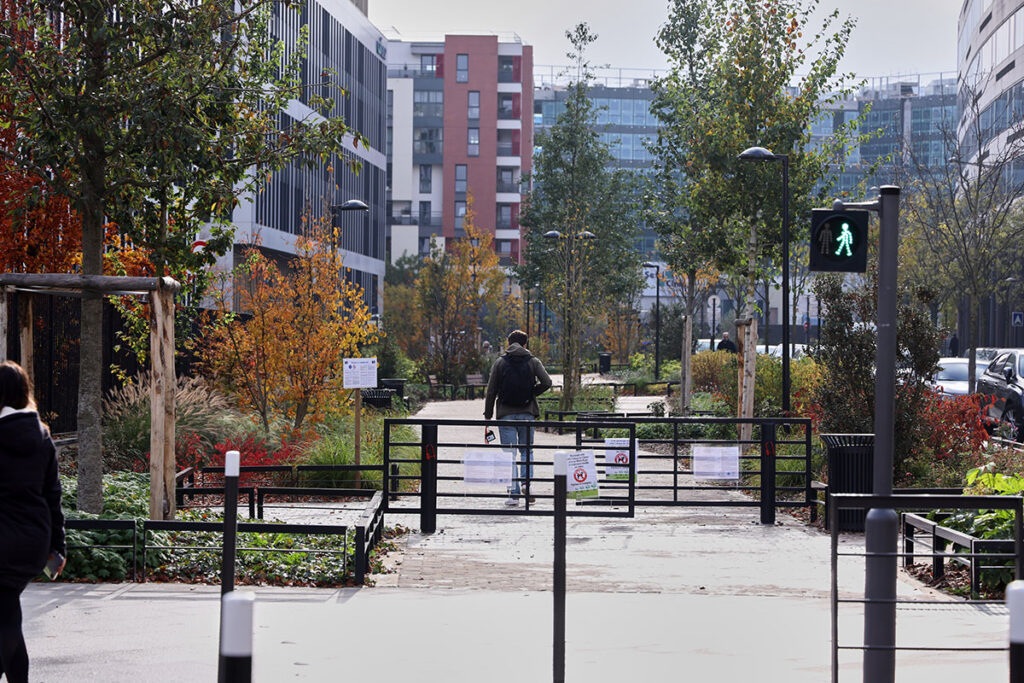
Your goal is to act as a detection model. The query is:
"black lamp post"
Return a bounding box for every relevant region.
[738,146,790,415]
[643,261,661,380]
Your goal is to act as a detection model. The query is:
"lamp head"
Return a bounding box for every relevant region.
[738,146,777,162]
[336,199,369,212]
[543,230,562,239]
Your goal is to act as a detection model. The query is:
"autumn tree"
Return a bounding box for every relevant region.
[1,0,365,511]
[201,210,377,431]
[416,194,508,383]
[383,255,427,362]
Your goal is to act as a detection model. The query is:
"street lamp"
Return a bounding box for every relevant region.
[330,199,370,252]
[643,262,661,380]
[738,145,791,415]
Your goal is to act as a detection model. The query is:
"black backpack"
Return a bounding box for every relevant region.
[498,355,535,408]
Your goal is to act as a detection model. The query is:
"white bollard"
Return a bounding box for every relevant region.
[1008,580,1024,682]
[219,591,254,683]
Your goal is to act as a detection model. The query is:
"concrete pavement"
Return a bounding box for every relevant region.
[20,394,1012,681]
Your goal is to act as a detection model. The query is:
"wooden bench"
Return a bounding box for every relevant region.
[427,374,454,400]
[461,373,487,399]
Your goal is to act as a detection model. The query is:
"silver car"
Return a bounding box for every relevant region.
[930,357,988,398]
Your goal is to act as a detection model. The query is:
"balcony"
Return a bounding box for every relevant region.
[496,143,518,157]
[496,181,520,193]
[498,109,518,120]
[391,213,443,228]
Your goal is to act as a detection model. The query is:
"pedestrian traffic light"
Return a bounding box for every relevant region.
[809,209,868,273]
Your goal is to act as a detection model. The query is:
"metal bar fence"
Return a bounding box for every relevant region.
[64,518,138,581]
[383,418,637,527]
[830,493,1024,682]
[571,415,813,515]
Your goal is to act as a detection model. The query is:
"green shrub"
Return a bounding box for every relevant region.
[103,373,246,472]
[296,413,420,490]
[60,472,170,581]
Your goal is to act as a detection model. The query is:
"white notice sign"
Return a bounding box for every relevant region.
[463,450,514,485]
[562,450,599,499]
[692,445,740,481]
[603,438,636,481]
[343,357,378,389]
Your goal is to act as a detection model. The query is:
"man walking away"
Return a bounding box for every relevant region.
[484,330,552,506]
[717,331,737,353]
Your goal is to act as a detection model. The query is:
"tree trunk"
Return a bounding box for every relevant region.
[19,296,33,390]
[967,294,978,394]
[680,267,697,415]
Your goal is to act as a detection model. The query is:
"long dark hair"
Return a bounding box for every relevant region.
[0,361,35,411]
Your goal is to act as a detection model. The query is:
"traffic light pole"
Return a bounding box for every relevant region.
[834,186,900,683]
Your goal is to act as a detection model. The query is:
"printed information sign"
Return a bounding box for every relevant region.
[603,438,637,480]
[561,450,599,499]
[463,450,514,485]
[692,445,740,481]
[343,357,378,389]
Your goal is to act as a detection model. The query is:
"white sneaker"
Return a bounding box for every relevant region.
[504,496,519,506]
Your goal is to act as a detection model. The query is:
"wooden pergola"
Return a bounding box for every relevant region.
[0,273,180,520]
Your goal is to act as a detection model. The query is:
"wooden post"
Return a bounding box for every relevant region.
[149,287,167,520]
[0,286,8,362]
[354,388,362,488]
[160,285,176,519]
[735,318,756,444]
[19,295,33,387]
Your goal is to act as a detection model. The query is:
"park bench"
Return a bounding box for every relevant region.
[427,374,454,400]
[461,373,487,399]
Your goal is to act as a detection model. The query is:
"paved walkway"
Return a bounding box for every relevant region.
[21,394,1012,681]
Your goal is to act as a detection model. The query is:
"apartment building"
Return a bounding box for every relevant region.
[386,33,534,265]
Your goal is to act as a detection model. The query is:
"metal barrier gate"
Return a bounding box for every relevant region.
[383,418,637,530]
[572,416,814,523]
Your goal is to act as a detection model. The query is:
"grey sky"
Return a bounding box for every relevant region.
[370,0,961,80]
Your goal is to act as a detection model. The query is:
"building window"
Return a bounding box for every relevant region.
[467,91,480,120]
[419,165,432,193]
[456,53,468,82]
[496,204,512,229]
[455,200,467,229]
[498,93,517,120]
[468,127,479,156]
[414,127,443,155]
[420,54,437,74]
[455,164,467,193]
[497,167,516,192]
[419,201,431,223]
[413,90,443,118]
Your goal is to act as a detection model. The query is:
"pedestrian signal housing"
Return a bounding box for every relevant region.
[809,209,868,273]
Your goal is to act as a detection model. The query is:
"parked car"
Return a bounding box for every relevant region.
[975,350,1024,439]
[929,357,988,398]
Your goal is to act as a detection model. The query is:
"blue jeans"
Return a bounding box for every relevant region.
[498,413,534,495]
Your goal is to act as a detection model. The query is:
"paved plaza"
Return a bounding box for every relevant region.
[20,389,1013,681]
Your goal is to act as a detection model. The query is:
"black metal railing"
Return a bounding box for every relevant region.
[383,418,637,531]
[64,518,138,581]
[830,493,1022,682]
[573,415,814,523]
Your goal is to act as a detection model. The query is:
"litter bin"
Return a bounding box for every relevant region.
[820,433,874,532]
[598,352,612,374]
[362,388,395,409]
[380,378,406,400]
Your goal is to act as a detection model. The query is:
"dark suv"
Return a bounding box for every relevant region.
[976,350,1024,439]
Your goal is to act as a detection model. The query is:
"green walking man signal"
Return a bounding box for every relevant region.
[809,208,868,273]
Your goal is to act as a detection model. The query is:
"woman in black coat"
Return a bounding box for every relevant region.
[0,361,65,683]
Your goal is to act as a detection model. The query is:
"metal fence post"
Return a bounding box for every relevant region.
[760,423,777,525]
[355,526,367,585]
[553,451,567,683]
[221,450,240,594]
[421,423,438,534]
[219,591,254,683]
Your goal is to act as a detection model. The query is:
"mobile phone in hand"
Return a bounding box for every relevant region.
[43,552,64,580]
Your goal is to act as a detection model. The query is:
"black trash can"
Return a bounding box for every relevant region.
[820,433,874,532]
[380,378,407,400]
[362,388,395,409]
[598,352,612,374]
